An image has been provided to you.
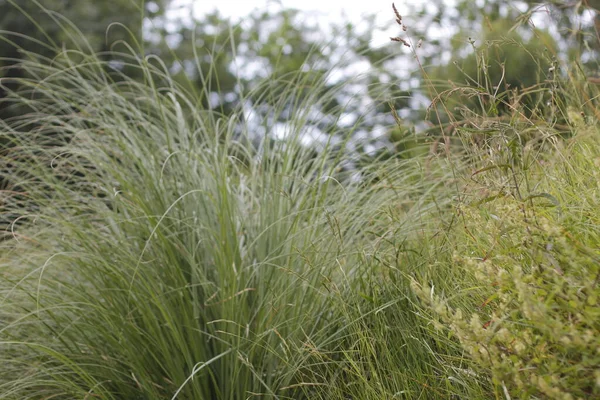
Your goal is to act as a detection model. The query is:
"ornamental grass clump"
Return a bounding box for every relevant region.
[0,11,470,399]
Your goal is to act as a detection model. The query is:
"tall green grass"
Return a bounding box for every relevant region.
[0,17,477,399]
[2,3,599,399]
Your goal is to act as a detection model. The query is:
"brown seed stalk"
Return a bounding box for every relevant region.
[392,3,402,25]
[390,36,411,47]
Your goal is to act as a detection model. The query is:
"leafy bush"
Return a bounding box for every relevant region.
[411,123,600,399]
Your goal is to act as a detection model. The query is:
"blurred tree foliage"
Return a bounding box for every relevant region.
[409,0,599,65]
[0,1,412,146]
[0,0,168,119]
[2,0,596,157]
[426,18,558,122]
[396,0,597,126]
[0,0,169,194]
[148,5,413,157]
[1,0,597,229]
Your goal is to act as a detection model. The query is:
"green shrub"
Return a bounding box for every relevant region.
[411,124,600,399]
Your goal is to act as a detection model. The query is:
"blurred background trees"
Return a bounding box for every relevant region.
[1,0,598,147]
[0,0,169,118]
[1,0,598,228]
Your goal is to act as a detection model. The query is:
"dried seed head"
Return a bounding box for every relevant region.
[392,3,402,24]
[390,3,411,47]
[390,37,411,47]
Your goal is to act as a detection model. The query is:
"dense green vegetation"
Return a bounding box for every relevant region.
[1,1,599,399]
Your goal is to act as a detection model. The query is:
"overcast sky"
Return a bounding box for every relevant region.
[166,0,449,47]
[170,0,422,20]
